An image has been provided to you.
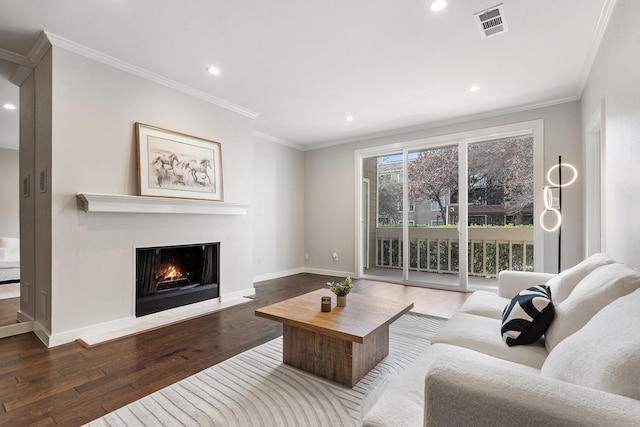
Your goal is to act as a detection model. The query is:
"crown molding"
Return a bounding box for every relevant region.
[0,47,31,67]
[9,66,33,86]
[576,0,618,96]
[0,31,51,68]
[44,32,260,119]
[27,31,53,67]
[253,131,304,151]
[4,32,53,85]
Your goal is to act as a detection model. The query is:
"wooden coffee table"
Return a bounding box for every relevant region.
[255,289,413,387]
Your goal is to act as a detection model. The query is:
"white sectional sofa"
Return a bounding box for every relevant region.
[363,253,640,426]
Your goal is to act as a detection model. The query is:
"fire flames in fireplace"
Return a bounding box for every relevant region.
[157,264,182,282]
[156,263,194,292]
[136,242,220,316]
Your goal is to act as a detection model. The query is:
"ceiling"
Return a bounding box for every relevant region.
[0,0,611,150]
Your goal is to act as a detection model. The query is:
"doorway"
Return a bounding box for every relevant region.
[0,58,24,335]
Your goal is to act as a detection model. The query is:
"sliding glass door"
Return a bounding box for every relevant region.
[361,147,465,290]
[406,145,461,288]
[362,154,405,282]
[466,135,534,291]
[358,126,538,292]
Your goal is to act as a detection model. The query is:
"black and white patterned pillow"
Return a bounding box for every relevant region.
[501,285,555,347]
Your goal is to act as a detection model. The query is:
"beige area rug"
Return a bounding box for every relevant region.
[86,313,444,427]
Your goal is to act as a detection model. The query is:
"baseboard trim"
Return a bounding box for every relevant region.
[16,310,34,323]
[46,316,136,348]
[32,321,52,347]
[253,268,305,285]
[303,267,357,278]
[253,268,358,286]
[0,321,33,339]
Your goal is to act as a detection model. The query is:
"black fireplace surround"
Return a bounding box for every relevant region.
[136,242,220,317]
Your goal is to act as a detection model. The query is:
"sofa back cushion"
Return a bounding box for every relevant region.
[541,289,640,400]
[545,253,615,305]
[544,263,640,352]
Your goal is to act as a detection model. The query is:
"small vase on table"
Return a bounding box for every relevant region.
[326,276,353,309]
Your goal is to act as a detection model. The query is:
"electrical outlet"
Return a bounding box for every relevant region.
[305,253,309,260]
[332,252,339,261]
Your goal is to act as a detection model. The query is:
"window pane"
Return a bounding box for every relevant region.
[467,135,534,290]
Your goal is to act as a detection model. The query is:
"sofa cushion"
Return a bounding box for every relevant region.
[545,263,640,352]
[541,289,640,400]
[362,343,538,427]
[458,291,509,319]
[501,285,555,346]
[545,252,615,305]
[432,312,548,368]
[497,270,557,299]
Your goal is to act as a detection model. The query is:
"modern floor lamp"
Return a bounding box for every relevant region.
[540,156,577,273]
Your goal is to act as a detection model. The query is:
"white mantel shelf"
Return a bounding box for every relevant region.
[77,193,249,215]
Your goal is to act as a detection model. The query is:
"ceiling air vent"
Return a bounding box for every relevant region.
[474,4,508,39]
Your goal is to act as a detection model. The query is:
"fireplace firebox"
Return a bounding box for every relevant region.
[136,242,220,317]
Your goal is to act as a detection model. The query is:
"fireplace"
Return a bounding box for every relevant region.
[136,242,220,316]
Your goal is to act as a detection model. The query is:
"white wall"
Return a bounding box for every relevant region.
[581,0,640,268]
[253,136,305,282]
[304,102,583,276]
[46,47,254,340]
[0,148,19,238]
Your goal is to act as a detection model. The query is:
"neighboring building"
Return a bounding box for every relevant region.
[377,156,534,227]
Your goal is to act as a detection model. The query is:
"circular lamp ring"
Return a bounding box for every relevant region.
[546,163,578,187]
[543,186,554,210]
[539,208,562,232]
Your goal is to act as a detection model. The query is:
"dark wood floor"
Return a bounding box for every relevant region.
[0,297,19,327]
[0,273,468,426]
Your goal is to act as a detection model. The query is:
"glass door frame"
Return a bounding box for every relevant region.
[354,119,545,291]
[400,142,468,291]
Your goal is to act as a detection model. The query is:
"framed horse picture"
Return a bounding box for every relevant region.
[135,123,223,201]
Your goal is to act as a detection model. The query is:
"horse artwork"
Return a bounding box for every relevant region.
[137,123,223,201]
[151,153,179,187]
[185,158,213,185]
[148,148,216,193]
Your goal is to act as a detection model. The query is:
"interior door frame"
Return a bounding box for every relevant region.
[362,177,371,269]
[585,101,605,256]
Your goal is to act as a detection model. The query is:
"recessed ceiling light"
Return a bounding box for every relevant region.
[431,0,447,12]
[207,66,220,76]
[469,85,480,92]
[3,103,16,110]
[346,116,355,122]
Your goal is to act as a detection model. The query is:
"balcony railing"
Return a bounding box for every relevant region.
[375,226,534,278]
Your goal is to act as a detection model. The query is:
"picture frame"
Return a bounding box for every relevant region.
[136,123,223,201]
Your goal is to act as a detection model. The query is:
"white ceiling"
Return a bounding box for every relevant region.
[0,0,610,150]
